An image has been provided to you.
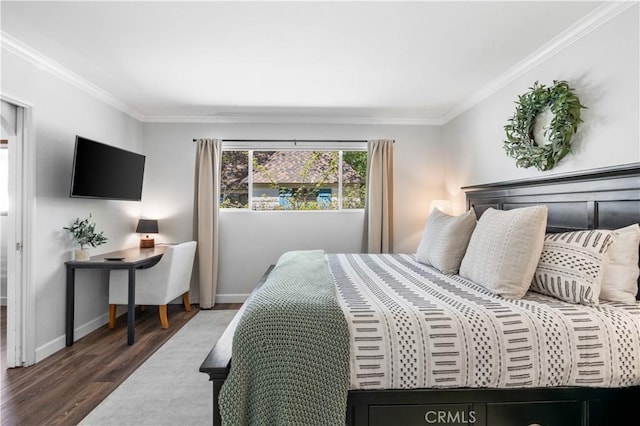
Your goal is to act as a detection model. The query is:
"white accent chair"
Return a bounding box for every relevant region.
[108,241,197,329]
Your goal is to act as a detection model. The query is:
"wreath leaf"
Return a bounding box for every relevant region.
[503,80,586,171]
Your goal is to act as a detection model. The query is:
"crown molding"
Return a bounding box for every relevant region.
[439,1,637,124]
[2,1,633,127]
[0,30,438,126]
[141,114,442,126]
[1,31,145,121]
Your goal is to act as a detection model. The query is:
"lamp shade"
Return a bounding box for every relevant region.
[136,219,159,234]
[429,199,452,215]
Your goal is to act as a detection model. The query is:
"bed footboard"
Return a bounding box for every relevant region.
[346,386,640,426]
[199,265,274,426]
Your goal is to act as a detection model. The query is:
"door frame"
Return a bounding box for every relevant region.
[3,95,35,367]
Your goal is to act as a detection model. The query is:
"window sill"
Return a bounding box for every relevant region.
[219,209,365,213]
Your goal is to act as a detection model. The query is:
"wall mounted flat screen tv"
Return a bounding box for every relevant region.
[70,136,146,201]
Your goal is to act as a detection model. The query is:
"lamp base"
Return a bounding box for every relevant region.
[139,238,155,248]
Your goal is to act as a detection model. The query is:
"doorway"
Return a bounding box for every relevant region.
[1,98,33,368]
[1,136,8,373]
[1,139,7,306]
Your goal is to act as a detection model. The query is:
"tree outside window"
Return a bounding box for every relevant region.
[220,149,366,211]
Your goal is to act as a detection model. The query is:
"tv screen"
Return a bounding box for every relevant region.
[70,136,145,201]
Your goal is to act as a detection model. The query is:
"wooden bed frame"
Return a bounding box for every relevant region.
[201,162,640,426]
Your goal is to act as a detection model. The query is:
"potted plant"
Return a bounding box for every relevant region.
[63,214,108,261]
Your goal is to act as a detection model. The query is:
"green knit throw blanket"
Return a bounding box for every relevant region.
[218,250,350,425]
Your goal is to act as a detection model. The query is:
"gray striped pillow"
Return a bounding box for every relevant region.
[530,230,615,305]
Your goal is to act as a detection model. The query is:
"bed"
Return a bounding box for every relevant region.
[200,162,640,426]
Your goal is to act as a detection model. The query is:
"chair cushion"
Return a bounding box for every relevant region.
[108,241,197,306]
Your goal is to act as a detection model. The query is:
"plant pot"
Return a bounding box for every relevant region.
[75,248,90,262]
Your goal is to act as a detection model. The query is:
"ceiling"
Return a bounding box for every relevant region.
[1,1,605,123]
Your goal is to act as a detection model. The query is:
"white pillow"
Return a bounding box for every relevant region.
[530,230,614,306]
[415,208,477,274]
[600,224,640,304]
[459,205,547,299]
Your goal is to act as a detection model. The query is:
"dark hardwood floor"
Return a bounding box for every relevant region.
[1,303,241,426]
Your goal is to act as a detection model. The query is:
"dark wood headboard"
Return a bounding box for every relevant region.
[463,162,640,300]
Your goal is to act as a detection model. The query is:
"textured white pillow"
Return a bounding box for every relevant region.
[415,208,477,274]
[599,224,640,304]
[459,206,547,299]
[530,230,614,306]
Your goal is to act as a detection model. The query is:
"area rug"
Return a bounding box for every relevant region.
[80,309,237,426]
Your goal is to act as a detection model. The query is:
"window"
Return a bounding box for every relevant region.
[220,146,367,211]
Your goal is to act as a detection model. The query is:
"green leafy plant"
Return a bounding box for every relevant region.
[253,151,339,210]
[504,80,586,171]
[63,214,108,249]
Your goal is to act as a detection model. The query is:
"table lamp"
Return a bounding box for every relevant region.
[429,199,452,215]
[136,219,159,248]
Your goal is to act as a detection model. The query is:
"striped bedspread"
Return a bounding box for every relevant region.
[328,253,640,390]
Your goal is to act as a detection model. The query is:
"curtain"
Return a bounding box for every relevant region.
[195,138,222,309]
[362,139,394,253]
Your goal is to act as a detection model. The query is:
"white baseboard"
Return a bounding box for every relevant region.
[35,313,109,363]
[215,293,249,304]
[34,294,246,362]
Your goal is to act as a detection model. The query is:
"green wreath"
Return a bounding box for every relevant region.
[504,80,586,171]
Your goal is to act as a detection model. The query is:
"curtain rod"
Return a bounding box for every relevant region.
[192,138,370,143]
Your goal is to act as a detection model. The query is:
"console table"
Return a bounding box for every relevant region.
[65,246,166,346]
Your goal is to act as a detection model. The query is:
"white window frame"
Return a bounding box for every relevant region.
[221,140,367,211]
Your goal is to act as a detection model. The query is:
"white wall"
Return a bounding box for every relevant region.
[142,123,443,300]
[2,50,144,361]
[443,5,639,212]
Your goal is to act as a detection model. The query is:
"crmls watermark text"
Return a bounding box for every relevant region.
[424,410,476,424]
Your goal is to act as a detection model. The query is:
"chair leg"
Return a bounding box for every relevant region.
[159,305,169,329]
[108,304,117,329]
[183,292,192,312]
